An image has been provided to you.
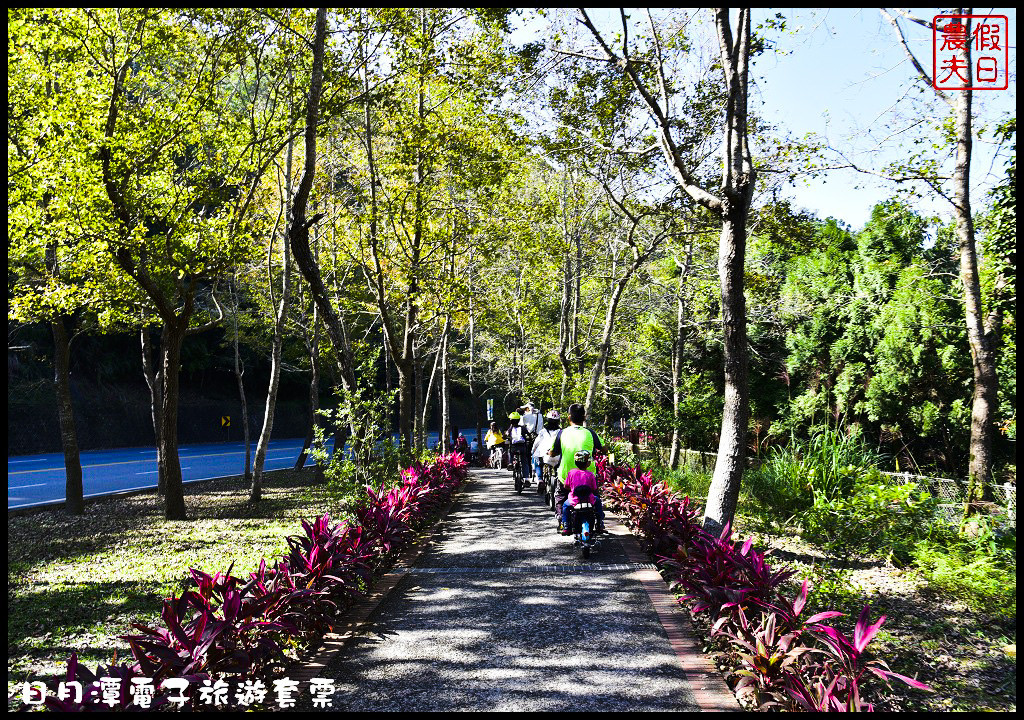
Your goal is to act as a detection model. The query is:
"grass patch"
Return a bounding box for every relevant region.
[911,540,1017,618]
[651,465,712,504]
[7,469,339,700]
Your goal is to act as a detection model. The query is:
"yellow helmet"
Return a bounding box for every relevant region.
[508,411,521,420]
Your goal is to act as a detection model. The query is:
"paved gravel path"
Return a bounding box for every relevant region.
[318,468,703,712]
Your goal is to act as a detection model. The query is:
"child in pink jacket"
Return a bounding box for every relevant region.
[560,450,605,534]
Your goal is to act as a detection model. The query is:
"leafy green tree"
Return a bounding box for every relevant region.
[877,10,1006,507]
[980,119,1016,445]
[323,8,525,449]
[779,202,973,473]
[576,8,758,533]
[14,9,300,519]
[9,9,153,513]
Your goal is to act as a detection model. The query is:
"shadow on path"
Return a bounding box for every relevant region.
[318,468,700,712]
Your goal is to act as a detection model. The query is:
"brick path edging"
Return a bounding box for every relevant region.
[607,514,741,711]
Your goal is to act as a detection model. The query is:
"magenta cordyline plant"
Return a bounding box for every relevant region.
[660,523,794,627]
[356,483,419,557]
[712,603,811,707]
[38,652,172,712]
[713,581,845,708]
[124,577,296,682]
[32,453,469,712]
[785,605,932,711]
[602,460,931,712]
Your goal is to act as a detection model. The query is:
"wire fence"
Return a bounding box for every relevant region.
[627,443,1016,526]
[883,470,1016,527]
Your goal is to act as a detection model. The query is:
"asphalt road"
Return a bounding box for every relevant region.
[6,438,326,510]
[7,433,450,511]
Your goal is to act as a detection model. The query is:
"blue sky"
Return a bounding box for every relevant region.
[511,8,1016,231]
[750,8,1017,229]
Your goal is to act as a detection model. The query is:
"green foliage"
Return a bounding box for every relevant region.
[798,564,864,616]
[652,465,713,503]
[744,458,812,520]
[912,522,1016,618]
[979,118,1016,444]
[802,475,938,563]
[776,426,881,501]
[315,383,411,498]
[776,200,974,474]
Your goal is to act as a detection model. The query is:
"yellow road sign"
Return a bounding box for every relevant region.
[221,416,231,428]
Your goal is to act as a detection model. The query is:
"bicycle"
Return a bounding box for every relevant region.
[488,444,504,469]
[542,462,556,507]
[510,450,524,493]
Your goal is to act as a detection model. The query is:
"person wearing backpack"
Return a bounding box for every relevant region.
[453,431,469,457]
[506,411,532,486]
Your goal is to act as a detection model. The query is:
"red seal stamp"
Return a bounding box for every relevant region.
[933,14,1009,90]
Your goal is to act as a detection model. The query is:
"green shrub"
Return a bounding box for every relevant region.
[912,536,1016,618]
[745,426,882,520]
[744,458,813,519]
[312,380,413,503]
[651,465,712,503]
[799,564,864,616]
[607,439,643,469]
[801,471,939,562]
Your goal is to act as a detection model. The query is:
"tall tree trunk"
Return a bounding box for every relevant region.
[295,311,320,471]
[158,320,188,520]
[704,201,751,534]
[574,233,584,377]
[468,259,483,446]
[52,316,84,515]
[251,242,290,502]
[584,272,631,418]
[579,8,755,532]
[702,8,755,535]
[878,9,1006,509]
[140,327,165,494]
[440,324,451,451]
[251,115,295,503]
[414,348,424,451]
[289,7,359,410]
[396,357,415,451]
[950,15,998,511]
[232,286,252,484]
[669,246,693,469]
[558,245,574,405]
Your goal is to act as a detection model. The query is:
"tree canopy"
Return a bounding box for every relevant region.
[8,8,1016,525]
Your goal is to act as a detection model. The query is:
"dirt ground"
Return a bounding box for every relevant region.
[689,522,1016,712]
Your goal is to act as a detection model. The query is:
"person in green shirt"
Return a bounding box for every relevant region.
[548,403,604,520]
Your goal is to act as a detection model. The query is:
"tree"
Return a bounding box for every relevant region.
[9,9,151,513]
[9,10,88,513]
[321,8,525,451]
[575,8,757,533]
[27,9,298,519]
[879,9,1006,508]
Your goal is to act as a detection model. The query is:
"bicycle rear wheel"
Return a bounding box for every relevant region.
[513,459,523,493]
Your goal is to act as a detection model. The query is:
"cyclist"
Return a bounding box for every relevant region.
[506,410,531,485]
[548,403,604,528]
[485,422,505,468]
[560,449,605,535]
[518,402,543,438]
[531,409,561,488]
